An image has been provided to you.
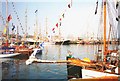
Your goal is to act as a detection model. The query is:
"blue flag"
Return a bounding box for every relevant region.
[35,10,38,13]
[39,42,44,48]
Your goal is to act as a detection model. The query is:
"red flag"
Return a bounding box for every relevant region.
[56,23,58,27]
[7,14,12,22]
[52,28,55,31]
[68,4,71,8]
[60,18,62,21]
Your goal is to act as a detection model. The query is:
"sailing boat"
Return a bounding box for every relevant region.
[67,0,119,80]
[0,1,21,58]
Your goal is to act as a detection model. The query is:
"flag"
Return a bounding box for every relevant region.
[3,27,6,34]
[95,0,98,14]
[53,31,55,33]
[12,23,15,31]
[39,42,44,48]
[35,10,38,13]
[116,17,119,21]
[60,18,62,21]
[7,14,12,22]
[68,4,71,8]
[60,22,61,26]
[62,14,64,18]
[56,23,58,27]
[48,35,50,38]
[116,1,119,9]
[52,28,55,31]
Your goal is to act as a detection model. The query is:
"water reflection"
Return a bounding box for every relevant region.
[1,45,99,80]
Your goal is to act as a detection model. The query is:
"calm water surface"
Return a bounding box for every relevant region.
[0,44,106,80]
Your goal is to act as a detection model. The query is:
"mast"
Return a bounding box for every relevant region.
[46,17,48,37]
[25,8,27,39]
[6,0,8,46]
[103,0,108,61]
[16,26,19,45]
[34,10,38,40]
[39,22,42,40]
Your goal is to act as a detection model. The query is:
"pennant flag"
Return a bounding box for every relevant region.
[68,4,71,8]
[52,28,55,33]
[60,22,61,26]
[95,0,98,14]
[7,14,12,22]
[3,27,6,34]
[60,18,62,21]
[62,14,64,18]
[48,35,50,38]
[53,31,55,33]
[116,17,119,21]
[12,23,15,31]
[52,28,55,31]
[116,1,119,9]
[56,23,58,27]
[39,42,44,48]
[35,10,38,13]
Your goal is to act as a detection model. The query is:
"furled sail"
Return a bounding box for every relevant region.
[117,1,120,42]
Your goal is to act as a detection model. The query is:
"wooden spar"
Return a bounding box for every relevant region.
[103,0,108,61]
[26,58,70,65]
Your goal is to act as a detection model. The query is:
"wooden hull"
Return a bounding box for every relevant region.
[69,76,118,81]
[67,59,119,81]
[0,53,21,58]
[16,49,33,55]
[67,58,119,74]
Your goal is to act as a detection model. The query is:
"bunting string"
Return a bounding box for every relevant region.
[12,2,25,35]
[52,0,72,33]
[0,12,5,25]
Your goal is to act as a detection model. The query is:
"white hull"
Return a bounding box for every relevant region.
[0,53,21,58]
[82,69,118,78]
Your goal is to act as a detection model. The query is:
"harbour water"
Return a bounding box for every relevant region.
[0,44,112,80]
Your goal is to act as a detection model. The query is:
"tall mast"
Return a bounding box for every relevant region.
[25,8,27,38]
[24,8,27,41]
[39,22,42,40]
[58,16,61,39]
[71,0,72,7]
[6,0,8,46]
[46,17,48,37]
[34,10,38,40]
[16,26,19,45]
[103,0,107,61]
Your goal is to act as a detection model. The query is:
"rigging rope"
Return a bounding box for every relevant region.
[0,12,5,25]
[97,1,103,41]
[11,2,25,35]
[107,0,118,50]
